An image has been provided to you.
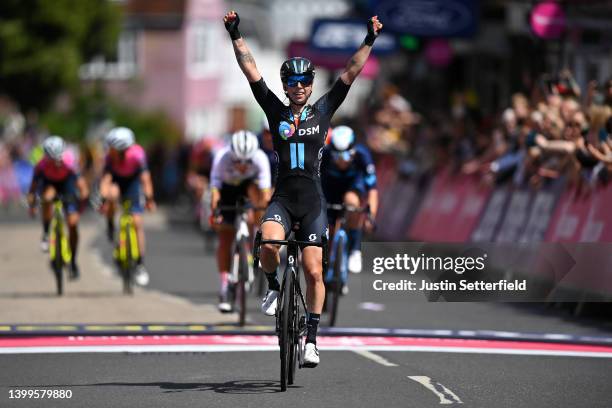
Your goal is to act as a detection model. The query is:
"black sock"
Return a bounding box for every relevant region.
[306,313,320,344]
[265,271,280,291]
[107,218,114,233]
[43,221,50,236]
[137,256,143,265]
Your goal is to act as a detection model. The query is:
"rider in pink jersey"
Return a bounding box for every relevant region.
[98,127,156,287]
[27,136,89,279]
[105,144,147,178]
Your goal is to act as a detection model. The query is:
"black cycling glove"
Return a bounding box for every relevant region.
[225,12,242,41]
[364,18,379,46]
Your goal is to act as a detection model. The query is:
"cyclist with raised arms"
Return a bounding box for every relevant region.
[210,130,272,312]
[223,10,383,367]
[27,136,89,279]
[321,126,378,274]
[99,127,156,286]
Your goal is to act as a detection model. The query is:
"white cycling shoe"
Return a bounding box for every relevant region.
[134,265,150,286]
[348,250,362,274]
[40,235,49,253]
[303,343,320,367]
[261,290,279,316]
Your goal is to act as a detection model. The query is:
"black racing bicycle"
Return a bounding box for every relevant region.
[253,228,328,392]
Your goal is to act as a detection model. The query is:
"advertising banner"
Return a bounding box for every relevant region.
[310,19,398,55]
[368,0,478,37]
[408,169,490,242]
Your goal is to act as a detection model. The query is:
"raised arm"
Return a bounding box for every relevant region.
[340,16,383,85]
[223,11,261,83]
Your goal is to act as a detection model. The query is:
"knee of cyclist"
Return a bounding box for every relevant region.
[261,243,280,258]
[304,267,323,284]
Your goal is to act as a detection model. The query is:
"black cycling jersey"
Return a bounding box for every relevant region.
[250,77,351,241]
[250,78,350,184]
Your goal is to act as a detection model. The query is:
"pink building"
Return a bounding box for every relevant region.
[80,0,227,140]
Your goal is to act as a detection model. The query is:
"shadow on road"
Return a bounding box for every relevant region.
[26,380,297,394]
[0,291,126,299]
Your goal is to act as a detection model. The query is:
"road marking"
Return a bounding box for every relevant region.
[353,350,398,366]
[408,376,463,404]
[358,302,386,311]
[3,336,612,358]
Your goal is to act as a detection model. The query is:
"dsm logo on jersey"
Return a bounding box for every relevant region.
[298,125,319,136]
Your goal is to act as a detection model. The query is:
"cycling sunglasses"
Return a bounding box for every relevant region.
[232,158,252,165]
[331,149,355,162]
[286,74,314,88]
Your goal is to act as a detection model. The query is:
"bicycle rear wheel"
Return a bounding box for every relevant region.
[279,267,294,392]
[52,221,64,296]
[328,235,345,327]
[122,222,134,295]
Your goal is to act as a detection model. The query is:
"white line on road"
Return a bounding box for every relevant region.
[408,376,463,404]
[353,350,398,366]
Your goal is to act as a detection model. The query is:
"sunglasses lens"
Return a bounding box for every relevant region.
[287,75,313,87]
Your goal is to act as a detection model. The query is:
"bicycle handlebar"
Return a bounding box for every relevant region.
[326,203,370,213]
[253,232,329,274]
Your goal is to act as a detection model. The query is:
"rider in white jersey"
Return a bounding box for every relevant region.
[210,130,271,312]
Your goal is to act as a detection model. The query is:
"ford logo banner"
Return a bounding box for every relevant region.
[309,19,398,55]
[370,0,478,37]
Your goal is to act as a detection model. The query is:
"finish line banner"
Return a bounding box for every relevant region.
[361,242,612,302]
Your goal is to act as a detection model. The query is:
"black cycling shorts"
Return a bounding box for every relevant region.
[262,194,328,245]
[219,178,254,224]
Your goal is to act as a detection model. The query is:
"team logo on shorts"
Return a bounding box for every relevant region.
[308,233,317,242]
[274,214,282,222]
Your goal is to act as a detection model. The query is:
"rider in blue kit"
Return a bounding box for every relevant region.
[321,126,378,274]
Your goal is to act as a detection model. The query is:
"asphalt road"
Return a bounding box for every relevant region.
[2,350,612,408]
[3,207,612,407]
[144,211,612,337]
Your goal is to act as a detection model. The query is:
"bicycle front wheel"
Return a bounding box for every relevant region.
[328,235,345,327]
[237,240,250,326]
[279,267,294,392]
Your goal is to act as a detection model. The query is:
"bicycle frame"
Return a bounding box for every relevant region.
[114,200,139,294]
[117,200,139,265]
[325,204,368,285]
[49,199,71,265]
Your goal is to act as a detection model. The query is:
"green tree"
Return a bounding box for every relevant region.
[0,0,121,111]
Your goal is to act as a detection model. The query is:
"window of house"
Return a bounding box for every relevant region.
[188,22,219,78]
[79,30,138,80]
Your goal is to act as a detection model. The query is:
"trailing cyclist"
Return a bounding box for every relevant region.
[186,137,216,223]
[98,127,156,286]
[223,9,383,367]
[27,136,89,279]
[321,126,378,274]
[210,130,272,312]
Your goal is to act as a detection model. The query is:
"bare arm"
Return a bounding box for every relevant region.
[340,44,374,86]
[224,11,261,83]
[340,16,383,85]
[232,38,261,83]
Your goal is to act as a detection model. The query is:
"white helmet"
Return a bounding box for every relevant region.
[42,136,65,161]
[107,127,135,151]
[330,126,355,152]
[230,130,259,160]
